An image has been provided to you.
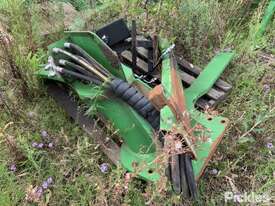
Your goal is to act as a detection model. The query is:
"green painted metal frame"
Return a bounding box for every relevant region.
[37,31,234,182]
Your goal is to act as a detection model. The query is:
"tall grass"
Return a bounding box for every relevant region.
[0,0,46,97]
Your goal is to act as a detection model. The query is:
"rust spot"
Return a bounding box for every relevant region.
[169,52,191,129]
[148,85,166,110]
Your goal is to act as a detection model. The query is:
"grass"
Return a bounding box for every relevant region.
[0,0,274,205]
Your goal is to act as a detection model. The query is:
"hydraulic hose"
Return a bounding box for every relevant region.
[64,42,111,77]
[59,59,102,84]
[56,66,102,85]
[53,48,109,82]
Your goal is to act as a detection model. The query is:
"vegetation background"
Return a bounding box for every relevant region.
[0,0,274,205]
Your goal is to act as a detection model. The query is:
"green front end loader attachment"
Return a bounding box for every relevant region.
[37,29,234,199]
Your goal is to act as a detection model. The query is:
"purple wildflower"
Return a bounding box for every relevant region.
[100,163,109,173]
[48,142,53,148]
[266,142,273,149]
[41,177,53,190]
[35,187,43,198]
[32,142,38,148]
[37,143,44,148]
[42,181,49,189]
[41,130,48,138]
[209,168,218,175]
[234,193,242,203]
[263,84,271,95]
[9,164,17,172]
[46,177,53,184]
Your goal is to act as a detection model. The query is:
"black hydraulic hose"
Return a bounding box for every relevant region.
[183,154,197,199]
[58,66,102,85]
[59,59,102,84]
[75,54,91,65]
[64,42,111,77]
[53,48,109,82]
